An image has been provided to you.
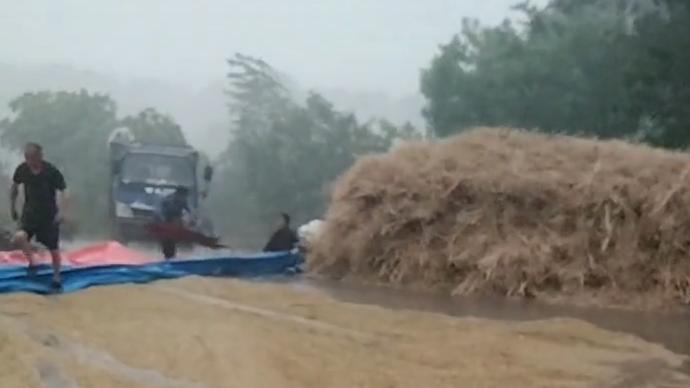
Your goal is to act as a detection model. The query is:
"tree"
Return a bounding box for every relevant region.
[225,53,293,139]
[212,54,419,245]
[213,53,297,239]
[0,90,118,235]
[0,159,9,227]
[120,107,188,146]
[623,0,690,148]
[420,0,690,148]
[421,2,638,139]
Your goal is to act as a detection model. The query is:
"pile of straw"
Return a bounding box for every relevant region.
[308,128,690,308]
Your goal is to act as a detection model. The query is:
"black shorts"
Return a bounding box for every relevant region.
[21,220,60,251]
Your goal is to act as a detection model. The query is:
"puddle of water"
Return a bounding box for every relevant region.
[597,359,690,388]
[295,278,690,357]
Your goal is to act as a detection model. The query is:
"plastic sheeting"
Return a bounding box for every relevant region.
[0,241,153,266]
[0,242,302,295]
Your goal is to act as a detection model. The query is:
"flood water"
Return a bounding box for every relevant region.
[293,278,690,359]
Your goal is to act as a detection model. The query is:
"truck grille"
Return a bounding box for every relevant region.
[132,208,155,218]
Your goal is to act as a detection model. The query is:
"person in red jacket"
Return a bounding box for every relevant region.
[155,187,190,260]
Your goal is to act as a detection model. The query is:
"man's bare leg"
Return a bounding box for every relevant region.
[49,250,62,284]
[12,231,36,272]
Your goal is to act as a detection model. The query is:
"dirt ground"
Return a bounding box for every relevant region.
[0,277,688,388]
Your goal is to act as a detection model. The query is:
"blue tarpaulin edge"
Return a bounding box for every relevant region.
[0,251,304,295]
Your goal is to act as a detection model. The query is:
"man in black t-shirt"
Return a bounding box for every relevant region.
[9,143,68,291]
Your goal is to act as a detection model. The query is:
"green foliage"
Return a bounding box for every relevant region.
[212,54,420,245]
[226,53,292,130]
[0,91,191,236]
[120,107,188,146]
[0,90,118,235]
[0,161,8,227]
[623,0,690,148]
[0,63,418,245]
[421,0,690,147]
[1,90,118,149]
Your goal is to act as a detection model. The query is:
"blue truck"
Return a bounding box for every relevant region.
[107,128,215,243]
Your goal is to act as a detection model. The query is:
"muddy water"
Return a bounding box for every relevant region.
[291,278,690,357]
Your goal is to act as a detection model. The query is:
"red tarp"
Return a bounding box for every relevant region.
[0,241,153,266]
[147,223,226,249]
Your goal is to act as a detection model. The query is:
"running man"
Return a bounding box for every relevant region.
[9,143,68,291]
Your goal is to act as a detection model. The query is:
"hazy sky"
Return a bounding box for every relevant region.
[1,1,541,96]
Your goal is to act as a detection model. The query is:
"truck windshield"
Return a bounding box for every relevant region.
[121,154,194,187]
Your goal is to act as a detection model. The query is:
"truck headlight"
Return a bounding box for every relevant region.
[115,202,134,218]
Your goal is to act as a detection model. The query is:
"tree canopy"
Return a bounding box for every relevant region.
[120,108,188,146]
[211,54,420,244]
[0,91,191,235]
[5,0,688,244]
[0,90,118,233]
[421,0,690,148]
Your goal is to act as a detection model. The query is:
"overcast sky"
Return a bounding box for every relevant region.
[0,1,544,96]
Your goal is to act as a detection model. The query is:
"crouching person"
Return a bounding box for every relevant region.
[156,187,190,260]
[263,213,298,253]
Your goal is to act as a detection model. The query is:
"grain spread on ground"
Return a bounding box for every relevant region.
[0,277,687,388]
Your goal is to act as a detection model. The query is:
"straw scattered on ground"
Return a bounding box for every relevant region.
[309,128,690,309]
[0,277,688,388]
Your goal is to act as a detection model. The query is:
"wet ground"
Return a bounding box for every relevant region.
[64,239,690,358]
[298,278,690,358]
[11,241,685,386]
[0,276,688,388]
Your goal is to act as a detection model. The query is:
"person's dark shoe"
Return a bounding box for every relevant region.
[50,280,63,293]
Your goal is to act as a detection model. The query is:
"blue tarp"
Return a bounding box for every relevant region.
[0,251,303,295]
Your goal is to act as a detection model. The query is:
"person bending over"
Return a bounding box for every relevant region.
[156,187,190,260]
[10,142,68,291]
[263,213,298,252]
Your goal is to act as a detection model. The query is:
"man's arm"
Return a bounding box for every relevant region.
[56,189,69,220]
[9,183,19,221]
[54,167,68,222]
[10,164,23,221]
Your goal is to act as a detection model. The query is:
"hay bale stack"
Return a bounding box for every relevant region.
[308,128,690,308]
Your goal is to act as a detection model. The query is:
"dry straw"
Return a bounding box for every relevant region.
[308,128,690,308]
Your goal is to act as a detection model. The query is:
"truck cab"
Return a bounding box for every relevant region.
[107,128,214,243]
